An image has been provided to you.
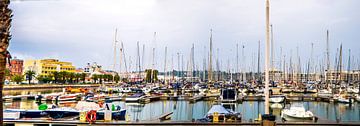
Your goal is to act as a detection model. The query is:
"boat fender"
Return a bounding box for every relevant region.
[86,110,97,124]
[38,104,48,110]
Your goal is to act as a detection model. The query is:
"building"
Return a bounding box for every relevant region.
[23,59,76,78]
[6,58,24,76]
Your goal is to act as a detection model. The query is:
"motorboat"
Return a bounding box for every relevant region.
[269,95,285,103]
[45,107,79,119]
[317,89,332,97]
[96,107,127,120]
[197,105,241,122]
[3,109,47,119]
[281,104,315,121]
[125,93,145,102]
[333,94,352,104]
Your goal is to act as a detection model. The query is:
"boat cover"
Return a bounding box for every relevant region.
[207,105,230,115]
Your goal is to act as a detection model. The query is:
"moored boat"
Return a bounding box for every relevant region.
[281,104,316,121]
[197,104,241,122]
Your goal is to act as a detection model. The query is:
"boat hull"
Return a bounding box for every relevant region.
[96,109,126,120]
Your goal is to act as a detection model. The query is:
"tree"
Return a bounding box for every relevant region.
[59,71,68,84]
[75,73,81,84]
[52,71,60,84]
[91,74,98,84]
[68,72,75,84]
[145,69,159,83]
[36,75,52,84]
[80,73,86,83]
[114,74,120,83]
[25,70,36,84]
[5,68,10,77]
[11,74,23,84]
[0,0,12,123]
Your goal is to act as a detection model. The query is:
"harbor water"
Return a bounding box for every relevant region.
[3,89,360,122]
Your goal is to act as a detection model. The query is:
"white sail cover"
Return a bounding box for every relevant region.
[207,105,230,115]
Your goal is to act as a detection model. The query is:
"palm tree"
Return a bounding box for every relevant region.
[0,0,12,122]
[80,73,86,83]
[59,71,68,84]
[25,70,36,84]
[68,72,75,84]
[52,71,60,84]
[11,74,23,84]
[92,74,98,84]
[75,73,81,84]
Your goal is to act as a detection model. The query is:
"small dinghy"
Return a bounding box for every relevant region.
[125,93,145,102]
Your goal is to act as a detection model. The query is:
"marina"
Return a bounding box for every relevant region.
[1,0,360,125]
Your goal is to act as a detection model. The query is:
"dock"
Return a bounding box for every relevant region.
[3,120,360,126]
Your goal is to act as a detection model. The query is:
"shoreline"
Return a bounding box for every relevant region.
[3,84,110,90]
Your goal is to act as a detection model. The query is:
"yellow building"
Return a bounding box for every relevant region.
[23,59,76,77]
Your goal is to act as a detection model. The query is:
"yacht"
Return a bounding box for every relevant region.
[281,104,316,121]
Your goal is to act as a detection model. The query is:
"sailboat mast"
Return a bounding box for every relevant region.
[326,30,330,87]
[137,41,141,83]
[265,0,270,115]
[270,24,274,73]
[208,29,213,83]
[347,49,351,84]
[151,32,156,84]
[164,46,168,85]
[257,41,261,82]
[237,43,239,81]
[339,44,343,85]
[113,28,118,73]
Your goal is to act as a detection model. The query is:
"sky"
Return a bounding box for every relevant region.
[9,0,360,73]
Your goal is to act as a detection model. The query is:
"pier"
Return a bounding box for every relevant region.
[3,120,360,126]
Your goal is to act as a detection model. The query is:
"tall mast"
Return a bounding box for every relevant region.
[142,44,145,72]
[164,46,168,85]
[270,24,274,72]
[347,49,351,84]
[237,43,239,81]
[242,44,245,81]
[113,28,118,72]
[216,48,220,81]
[151,32,156,84]
[137,41,141,82]
[257,41,261,82]
[177,52,180,81]
[265,0,270,114]
[339,44,343,85]
[326,30,330,71]
[326,30,330,86]
[208,29,213,82]
[203,46,206,82]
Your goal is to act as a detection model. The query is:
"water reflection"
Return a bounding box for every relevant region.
[3,99,360,122]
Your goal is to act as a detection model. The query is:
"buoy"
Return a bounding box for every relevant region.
[86,110,97,124]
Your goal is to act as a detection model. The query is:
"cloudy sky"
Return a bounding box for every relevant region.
[9,0,360,72]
